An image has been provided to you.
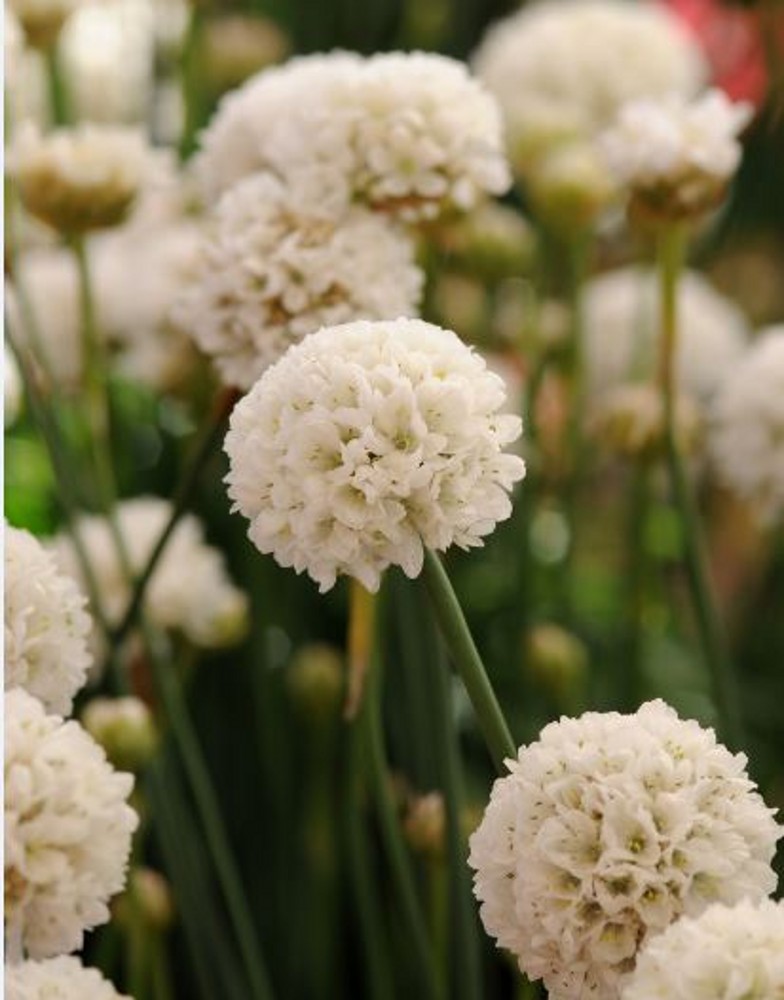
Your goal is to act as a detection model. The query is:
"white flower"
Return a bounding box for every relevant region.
[5,525,93,716]
[224,318,526,593]
[600,89,752,219]
[52,496,249,649]
[5,689,138,960]
[172,172,424,389]
[8,123,153,233]
[472,0,705,172]
[468,700,781,1000]
[709,327,784,525]
[195,51,510,221]
[622,898,784,1000]
[5,956,129,999]
[582,267,749,407]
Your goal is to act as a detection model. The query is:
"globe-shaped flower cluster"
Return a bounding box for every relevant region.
[622,898,784,1000]
[5,525,93,716]
[5,689,138,959]
[224,318,526,593]
[173,172,423,389]
[5,956,129,1000]
[468,700,781,1000]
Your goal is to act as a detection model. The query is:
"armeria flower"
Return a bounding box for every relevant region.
[8,123,153,233]
[709,327,784,525]
[582,267,749,408]
[171,172,423,390]
[5,688,138,960]
[195,51,510,221]
[224,318,526,593]
[52,496,249,651]
[600,88,752,222]
[468,700,781,1000]
[472,0,705,174]
[5,956,129,999]
[621,898,784,1000]
[5,525,93,716]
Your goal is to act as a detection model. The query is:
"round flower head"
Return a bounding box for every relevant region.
[5,525,93,716]
[468,700,781,1000]
[709,327,784,525]
[52,496,249,651]
[172,172,424,390]
[472,0,705,174]
[582,267,749,407]
[600,89,752,223]
[5,688,138,960]
[8,123,152,234]
[622,898,784,1000]
[6,956,129,999]
[195,51,510,221]
[224,318,526,593]
[7,0,89,48]
[81,696,158,772]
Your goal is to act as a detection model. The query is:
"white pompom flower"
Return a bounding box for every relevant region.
[5,525,93,716]
[224,318,526,593]
[468,700,781,1000]
[6,956,129,1000]
[621,897,784,1000]
[582,267,749,408]
[473,0,705,173]
[195,50,510,221]
[5,689,138,960]
[172,172,424,390]
[709,327,784,525]
[600,89,752,220]
[52,496,249,652]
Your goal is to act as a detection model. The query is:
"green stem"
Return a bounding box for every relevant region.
[622,462,650,711]
[44,45,69,125]
[145,628,274,1000]
[365,648,442,1000]
[108,388,237,651]
[344,721,395,1000]
[657,227,743,748]
[126,892,150,1000]
[422,549,515,772]
[149,932,175,1000]
[178,9,204,161]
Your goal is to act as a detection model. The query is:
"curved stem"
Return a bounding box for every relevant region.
[657,227,744,748]
[422,549,515,772]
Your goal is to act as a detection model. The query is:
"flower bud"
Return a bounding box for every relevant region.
[591,383,701,460]
[9,124,151,234]
[525,622,588,705]
[201,15,289,95]
[434,202,536,281]
[403,792,446,861]
[527,142,617,235]
[287,643,344,723]
[81,696,158,772]
[115,867,174,931]
[9,0,79,49]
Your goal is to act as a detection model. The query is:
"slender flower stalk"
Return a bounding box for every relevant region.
[421,549,515,772]
[44,44,70,125]
[657,226,743,747]
[363,641,443,1000]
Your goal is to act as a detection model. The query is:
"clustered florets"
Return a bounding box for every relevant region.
[621,898,784,1000]
[172,172,423,389]
[52,496,249,651]
[5,689,138,960]
[468,700,781,1000]
[5,955,130,999]
[224,318,526,593]
[5,525,93,716]
[195,50,510,222]
[709,328,784,525]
